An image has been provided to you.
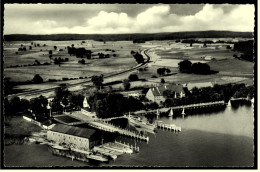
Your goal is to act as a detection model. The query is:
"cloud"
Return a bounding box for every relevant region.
[4,4,255,34]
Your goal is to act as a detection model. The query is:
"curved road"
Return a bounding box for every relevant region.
[8,48,152,98]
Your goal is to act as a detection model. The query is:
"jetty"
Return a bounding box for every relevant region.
[134,101,225,115]
[156,121,181,132]
[88,121,149,142]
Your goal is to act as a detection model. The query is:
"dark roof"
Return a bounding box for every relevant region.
[50,124,96,139]
[150,84,185,96]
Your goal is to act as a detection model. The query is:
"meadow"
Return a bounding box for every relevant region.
[4,38,254,97]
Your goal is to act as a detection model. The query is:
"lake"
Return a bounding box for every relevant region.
[4,103,254,168]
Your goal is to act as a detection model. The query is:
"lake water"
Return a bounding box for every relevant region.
[4,104,254,168]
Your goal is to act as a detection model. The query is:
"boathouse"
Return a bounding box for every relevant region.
[47,124,101,150]
[146,84,186,104]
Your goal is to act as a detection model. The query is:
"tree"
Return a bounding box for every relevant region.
[133,52,144,64]
[165,68,171,74]
[54,46,57,50]
[78,59,85,64]
[191,62,210,74]
[29,46,32,50]
[4,78,13,96]
[123,79,131,90]
[9,96,21,116]
[49,50,52,55]
[32,74,43,83]
[30,95,48,117]
[128,74,139,81]
[91,75,104,87]
[162,90,172,98]
[22,47,27,51]
[34,60,41,65]
[178,60,192,73]
[161,78,165,83]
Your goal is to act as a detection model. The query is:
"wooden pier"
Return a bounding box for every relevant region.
[156,122,181,132]
[88,121,149,142]
[134,101,225,115]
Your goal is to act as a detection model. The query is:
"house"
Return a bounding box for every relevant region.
[204,56,213,61]
[47,124,101,150]
[184,82,214,92]
[146,84,186,104]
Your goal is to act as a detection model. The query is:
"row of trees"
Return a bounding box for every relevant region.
[53,57,69,64]
[162,83,254,107]
[178,60,216,74]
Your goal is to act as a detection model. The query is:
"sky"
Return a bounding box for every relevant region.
[4,4,255,35]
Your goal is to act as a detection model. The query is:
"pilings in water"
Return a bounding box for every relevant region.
[48,146,89,163]
[156,122,181,132]
[89,121,149,142]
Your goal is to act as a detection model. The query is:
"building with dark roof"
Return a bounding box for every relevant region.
[146,84,186,104]
[47,124,101,150]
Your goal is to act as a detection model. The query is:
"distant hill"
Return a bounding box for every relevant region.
[4,31,253,41]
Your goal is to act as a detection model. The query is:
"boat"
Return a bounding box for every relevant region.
[50,144,70,151]
[87,153,109,162]
[28,137,36,142]
[70,148,91,155]
[128,113,156,131]
[93,146,117,160]
[109,142,133,154]
[168,107,173,117]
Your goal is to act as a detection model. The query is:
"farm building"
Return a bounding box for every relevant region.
[146,84,186,104]
[203,56,213,61]
[183,82,214,92]
[47,124,101,150]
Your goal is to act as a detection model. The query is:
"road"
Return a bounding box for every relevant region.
[8,48,153,98]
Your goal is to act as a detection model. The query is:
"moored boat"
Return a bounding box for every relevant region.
[128,114,156,131]
[87,153,109,162]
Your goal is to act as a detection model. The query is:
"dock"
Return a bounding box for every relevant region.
[156,121,181,132]
[134,101,226,115]
[88,121,149,142]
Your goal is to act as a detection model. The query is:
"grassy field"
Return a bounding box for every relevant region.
[4,39,254,98]
[4,40,141,82]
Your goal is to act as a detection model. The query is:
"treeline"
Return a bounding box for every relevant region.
[87,91,144,118]
[233,40,254,62]
[4,31,253,41]
[178,60,217,74]
[163,83,254,107]
[4,86,84,120]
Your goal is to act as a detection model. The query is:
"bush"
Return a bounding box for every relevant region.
[128,74,139,81]
[62,78,68,81]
